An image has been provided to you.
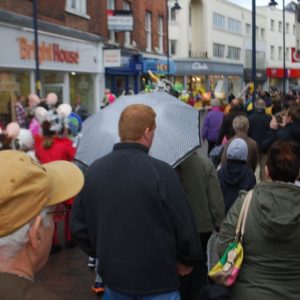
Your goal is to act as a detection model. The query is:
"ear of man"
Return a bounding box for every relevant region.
[28,216,43,254]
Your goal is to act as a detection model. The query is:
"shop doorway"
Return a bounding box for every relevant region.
[43,84,64,104]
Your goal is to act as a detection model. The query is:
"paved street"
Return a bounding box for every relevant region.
[37,246,102,300]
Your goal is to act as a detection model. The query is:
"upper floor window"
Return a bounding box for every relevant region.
[286,23,290,34]
[228,46,241,61]
[213,13,225,30]
[213,43,225,58]
[158,16,164,53]
[145,12,152,51]
[228,18,241,34]
[278,46,282,60]
[270,45,275,60]
[279,21,282,33]
[107,0,115,9]
[246,23,251,35]
[293,24,296,35]
[286,47,290,61]
[107,0,116,42]
[66,0,87,16]
[271,19,275,31]
[170,40,177,56]
[123,1,131,46]
[261,28,265,40]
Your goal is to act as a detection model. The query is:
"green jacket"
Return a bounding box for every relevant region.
[178,151,225,233]
[218,181,300,300]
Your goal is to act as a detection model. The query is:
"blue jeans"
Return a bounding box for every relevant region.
[103,287,181,300]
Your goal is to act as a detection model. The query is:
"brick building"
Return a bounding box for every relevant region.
[0,0,169,122]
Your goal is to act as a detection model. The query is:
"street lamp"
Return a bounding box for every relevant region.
[32,0,41,97]
[269,0,286,95]
[166,0,182,77]
[252,0,256,104]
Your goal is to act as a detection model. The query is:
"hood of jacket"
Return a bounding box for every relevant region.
[253,182,300,241]
[218,160,251,185]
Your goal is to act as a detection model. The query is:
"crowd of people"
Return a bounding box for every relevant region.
[0,88,299,300]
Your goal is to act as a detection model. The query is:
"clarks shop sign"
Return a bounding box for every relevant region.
[19,37,79,64]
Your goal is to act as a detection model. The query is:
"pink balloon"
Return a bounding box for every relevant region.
[6,122,20,139]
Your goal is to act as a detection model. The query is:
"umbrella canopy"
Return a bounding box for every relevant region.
[76,92,201,168]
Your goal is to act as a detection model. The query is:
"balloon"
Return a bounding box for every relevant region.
[6,122,20,139]
[57,103,72,117]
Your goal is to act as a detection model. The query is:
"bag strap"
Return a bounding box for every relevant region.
[235,190,253,241]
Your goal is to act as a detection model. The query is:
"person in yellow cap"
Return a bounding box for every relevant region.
[0,150,84,299]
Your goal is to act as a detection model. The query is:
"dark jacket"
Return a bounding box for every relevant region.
[261,121,300,153]
[218,182,300,300]
[178,151,225,233]
[248,109,272,151]
[217,160,256,214]
[0,272,60,300]
[71,143,202,295]
[217,109,246,145]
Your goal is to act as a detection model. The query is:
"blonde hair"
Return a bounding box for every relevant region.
[118,104,156,142]
[233,115,249,133]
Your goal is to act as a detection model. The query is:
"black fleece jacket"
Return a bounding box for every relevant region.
[71,143,202,295]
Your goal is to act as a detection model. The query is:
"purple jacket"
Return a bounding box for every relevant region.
[202,108,224,142]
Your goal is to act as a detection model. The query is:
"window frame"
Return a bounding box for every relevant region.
[213,13,225,30]
[65,0,89,18]
[145,11,152,52]
[213,43,225,58]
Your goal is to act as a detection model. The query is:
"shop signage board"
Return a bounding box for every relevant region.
[107,10,133,31]
[142,59,175,75]
[291,47,300,63]
[103,49,121,67]
[175,60,243,76]
[0,25,100,72]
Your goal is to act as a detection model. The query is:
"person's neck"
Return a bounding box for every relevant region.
[0,252,35,281]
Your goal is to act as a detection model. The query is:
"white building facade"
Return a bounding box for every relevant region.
[169,0,300,96]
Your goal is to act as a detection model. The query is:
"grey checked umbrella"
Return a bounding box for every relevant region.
[75,92,201,168]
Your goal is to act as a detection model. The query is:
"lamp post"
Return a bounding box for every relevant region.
[269,0,286,95]
[252,0,256,104]
[166,0,182,77]
[32,0,41,97]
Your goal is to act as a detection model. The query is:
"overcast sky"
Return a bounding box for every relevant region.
[228,0,283,10]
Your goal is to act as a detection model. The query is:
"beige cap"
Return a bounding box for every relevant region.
[0,150,84,237]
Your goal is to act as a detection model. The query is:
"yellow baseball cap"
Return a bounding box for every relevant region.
[0,150,84,237]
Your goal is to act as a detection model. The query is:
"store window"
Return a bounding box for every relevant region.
[213,13,225,30]
[66,0,87,16]
[69,73,94,113]
[213,43,225,58]
[0,71,30,125]
[145,11,152,52]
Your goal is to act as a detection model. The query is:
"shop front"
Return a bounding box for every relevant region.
[244,69,267,91]
[141,57,176,91]
[0,21,104,124]
[104,50,142,96]
[267,68,300,92]
[174,59,244,100]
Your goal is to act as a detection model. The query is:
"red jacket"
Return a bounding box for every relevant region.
[34,136,76,163]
